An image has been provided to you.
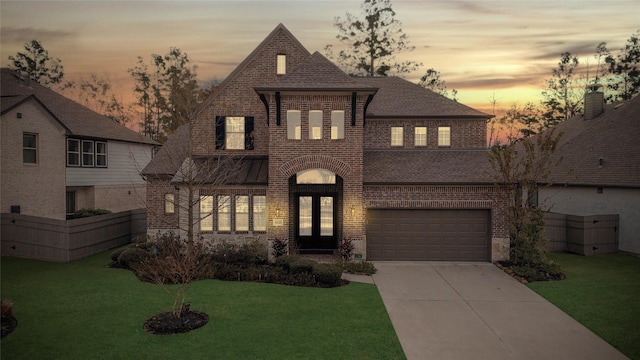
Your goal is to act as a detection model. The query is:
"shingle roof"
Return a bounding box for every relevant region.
[142,123,191,176]
[356,77,491,118]
[1,68,157,145]
[255,52,378,92]
[547,95,640,188]
[364,149,495,184]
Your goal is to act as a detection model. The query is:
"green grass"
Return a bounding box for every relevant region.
[528,253,640,360]
[1,251,405,360]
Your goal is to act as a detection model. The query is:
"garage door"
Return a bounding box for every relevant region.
[367,209,490,261]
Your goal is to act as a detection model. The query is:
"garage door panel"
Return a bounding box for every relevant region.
[367,209,490,261]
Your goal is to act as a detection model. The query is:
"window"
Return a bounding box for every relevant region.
[96,142,107,167]
[165,193,175,214]
[331,111,344,139]
[296,169,336,184]
[287,110,301,140]
[235,196,249,231]
[216,116,254,150]
[82,140,94,166]
[66,191,76,214]
[276,54,286,75]
[200,196,213,231]
[23,133,37,163]
[438,127,451,147]
[225,117,245,150]
[67,139,80,166]
[415,127,427,146]
[218,195,231,231]
[253,195,266,231]
[391,127,403,146]
[309,110,322,139]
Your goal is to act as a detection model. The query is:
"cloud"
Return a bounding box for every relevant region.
[1,26,73,44]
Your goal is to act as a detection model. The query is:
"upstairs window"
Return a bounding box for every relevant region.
[96,142,107,167]
[82,140,94,166]
[391,127,403,147]
[309,110,322,140]
[67,139,80,166]
[216,116,254,150]
[276,54,286,75]
[415,127,427,146]
[287,110,301,140]
[331,111,344,139]
[438,126,451,147]
[23,133,37,164]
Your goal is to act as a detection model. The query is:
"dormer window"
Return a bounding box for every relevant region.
[277,54,286,75]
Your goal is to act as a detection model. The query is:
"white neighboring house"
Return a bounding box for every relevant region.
[1,68,158,220]
[540,89,640,255]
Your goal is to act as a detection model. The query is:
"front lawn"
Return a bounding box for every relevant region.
[1,251,405,360]
[528,253,640,360]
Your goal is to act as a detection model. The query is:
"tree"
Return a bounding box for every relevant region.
[418,68,458,101]
[541,52,583,127]
[487,127,565,279]
[8,40,65,86]
[325,0,421,76]
[128,47,201,141]
[604,30,640,102]
[63,74,132,126]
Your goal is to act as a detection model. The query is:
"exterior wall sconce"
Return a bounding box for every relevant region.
[350,206,355,218]
[276,207,281,218]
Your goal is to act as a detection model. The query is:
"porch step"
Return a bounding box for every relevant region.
[297,252,339,264]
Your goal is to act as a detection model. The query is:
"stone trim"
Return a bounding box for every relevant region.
[280,155,352,179]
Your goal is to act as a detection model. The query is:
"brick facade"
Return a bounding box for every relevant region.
[144,24,510,261]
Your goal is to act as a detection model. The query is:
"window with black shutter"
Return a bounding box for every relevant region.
[215,116,255,150]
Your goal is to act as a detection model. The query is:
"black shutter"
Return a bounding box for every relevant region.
[215,116,225,150]
[245,117,255,150]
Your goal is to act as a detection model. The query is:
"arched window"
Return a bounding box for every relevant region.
[296,169,336,184]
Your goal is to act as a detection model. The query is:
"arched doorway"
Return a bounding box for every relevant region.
[289,169,343,253]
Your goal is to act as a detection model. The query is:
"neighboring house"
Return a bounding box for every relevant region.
[539,88,640,254]
[143,24,509,262]
[1,68,157,220]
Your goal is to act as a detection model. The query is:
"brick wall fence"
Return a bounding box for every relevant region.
[1,209,146,262]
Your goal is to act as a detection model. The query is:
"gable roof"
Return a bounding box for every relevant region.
[356,76,491,118]
[255,51,378,93]
[142,123,191,176]
[1,68,157,145]
[364,149,494,184]
[547,95,640,188]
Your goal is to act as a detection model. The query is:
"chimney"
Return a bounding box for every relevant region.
[584,84,604,120]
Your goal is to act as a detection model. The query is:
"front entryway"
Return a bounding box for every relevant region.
[289,169,343,253]
[296,195,335,250]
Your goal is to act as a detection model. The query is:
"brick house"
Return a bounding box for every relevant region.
[143,24,509,262]
[1,68,157,219]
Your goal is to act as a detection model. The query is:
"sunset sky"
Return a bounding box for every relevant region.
[1,0,638,111]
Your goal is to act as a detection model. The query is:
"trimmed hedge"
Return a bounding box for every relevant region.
[312,263,342,286]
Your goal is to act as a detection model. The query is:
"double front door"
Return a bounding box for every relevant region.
[296,194,335,250]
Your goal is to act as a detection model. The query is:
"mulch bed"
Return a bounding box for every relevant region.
[1,316,18,339]
[143,311,208,335]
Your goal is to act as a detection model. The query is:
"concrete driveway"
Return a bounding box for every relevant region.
[368,262,628,360]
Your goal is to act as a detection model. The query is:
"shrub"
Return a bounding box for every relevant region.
[71,208,112,219]
[312,263,343,286]
[341,261,377,275]
[110,247,129,262]
[211,241,268,265]
[271,237,289,258]
[511,265,537,278]
[339,238,355,263]
[274,255,300,271]
[289,258,316,275]
[117,247,149,269]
